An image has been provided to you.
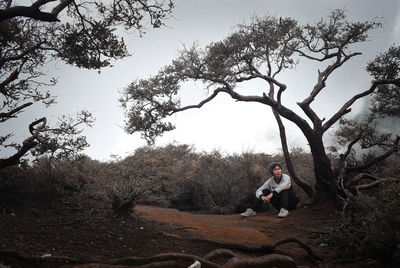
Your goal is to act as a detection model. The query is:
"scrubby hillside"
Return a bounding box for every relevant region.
[0,144,399,267]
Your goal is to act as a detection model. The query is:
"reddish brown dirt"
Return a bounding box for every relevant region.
[0,188,395,268]
[137,205,277,245]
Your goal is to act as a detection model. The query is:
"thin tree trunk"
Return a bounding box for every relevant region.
[272,109,314,199]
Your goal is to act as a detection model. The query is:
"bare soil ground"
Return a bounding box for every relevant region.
[0,187,394,268]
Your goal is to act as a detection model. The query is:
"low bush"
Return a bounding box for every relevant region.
[106,184,139,216]
[326,183,400,263]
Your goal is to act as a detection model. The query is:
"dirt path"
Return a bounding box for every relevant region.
[136,204,336,246]
[137,205,279,245]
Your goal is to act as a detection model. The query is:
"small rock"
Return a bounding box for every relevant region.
[319,243,328,247]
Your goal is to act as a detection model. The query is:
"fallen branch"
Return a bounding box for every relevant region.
[355,178,399,190]
[351,173,399,190]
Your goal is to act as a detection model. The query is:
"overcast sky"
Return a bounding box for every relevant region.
[3,0,400,161]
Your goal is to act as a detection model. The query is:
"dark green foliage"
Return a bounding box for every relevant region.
[57,21,129,69]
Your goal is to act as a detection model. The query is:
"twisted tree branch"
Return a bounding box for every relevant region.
[0,117,46,169]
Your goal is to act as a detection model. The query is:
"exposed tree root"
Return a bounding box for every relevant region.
[177,226,199,230]
[183,235,322,262]
[0,235,321,267]
[203,248,242,261]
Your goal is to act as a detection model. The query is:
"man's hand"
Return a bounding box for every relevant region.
[285,183,290,190]
[261,192,273,203]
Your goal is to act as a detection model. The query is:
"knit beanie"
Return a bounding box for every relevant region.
[268,162,282,174]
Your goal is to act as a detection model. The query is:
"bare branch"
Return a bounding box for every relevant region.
[339,132,362,168]
[351,173,400,190]
[0,117,46,169]
[250,63,287,90]
[169,87,225,114]
[31,0,56,9]
[0,4,59,22]
[345,136,399,173]
[51,0,73,17]
[295,49,339,61]
[355,178,399,190]
[0,69,19,95]
[323,78,400,131]
[298,52,361,129]
[0,102,33,122]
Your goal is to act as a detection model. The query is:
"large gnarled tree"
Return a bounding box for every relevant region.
[0,0,174,168]
[120,10,399,199]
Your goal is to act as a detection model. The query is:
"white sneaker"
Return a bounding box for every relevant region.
[240,208,256,217]
[278,208,289,218]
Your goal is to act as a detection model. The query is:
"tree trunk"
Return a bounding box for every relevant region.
[272,109,314,199]
[306,134,339,199]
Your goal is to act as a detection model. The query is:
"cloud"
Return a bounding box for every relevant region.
[393,4,400,42]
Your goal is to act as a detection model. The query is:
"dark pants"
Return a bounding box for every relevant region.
[251,187,299,212]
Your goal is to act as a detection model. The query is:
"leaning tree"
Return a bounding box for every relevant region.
[120,10,399,200]
[0,0,174,168]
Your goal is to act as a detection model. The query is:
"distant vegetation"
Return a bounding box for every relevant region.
[1,143,399,264]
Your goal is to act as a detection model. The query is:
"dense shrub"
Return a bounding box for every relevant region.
[1,144,317,214]
[0,164,63,210]
[326,183,400,263]
[106,184,139,216]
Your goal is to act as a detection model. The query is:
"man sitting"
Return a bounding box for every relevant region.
[240,162,299,218]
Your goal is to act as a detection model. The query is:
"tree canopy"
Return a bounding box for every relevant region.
[0,0,174,168]
[121,10,399,198]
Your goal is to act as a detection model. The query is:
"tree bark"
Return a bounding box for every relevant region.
[305,133,339,199]
[0,117,46,169]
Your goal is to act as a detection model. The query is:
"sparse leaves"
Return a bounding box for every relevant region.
[0,0,174,167]
[367,46,400,117]
[31,111,95,161]
[300,9,381,54]
[120,68,180,144]
[56,21,129,69]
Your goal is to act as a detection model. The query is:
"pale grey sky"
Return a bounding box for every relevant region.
[2,0,400,161]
